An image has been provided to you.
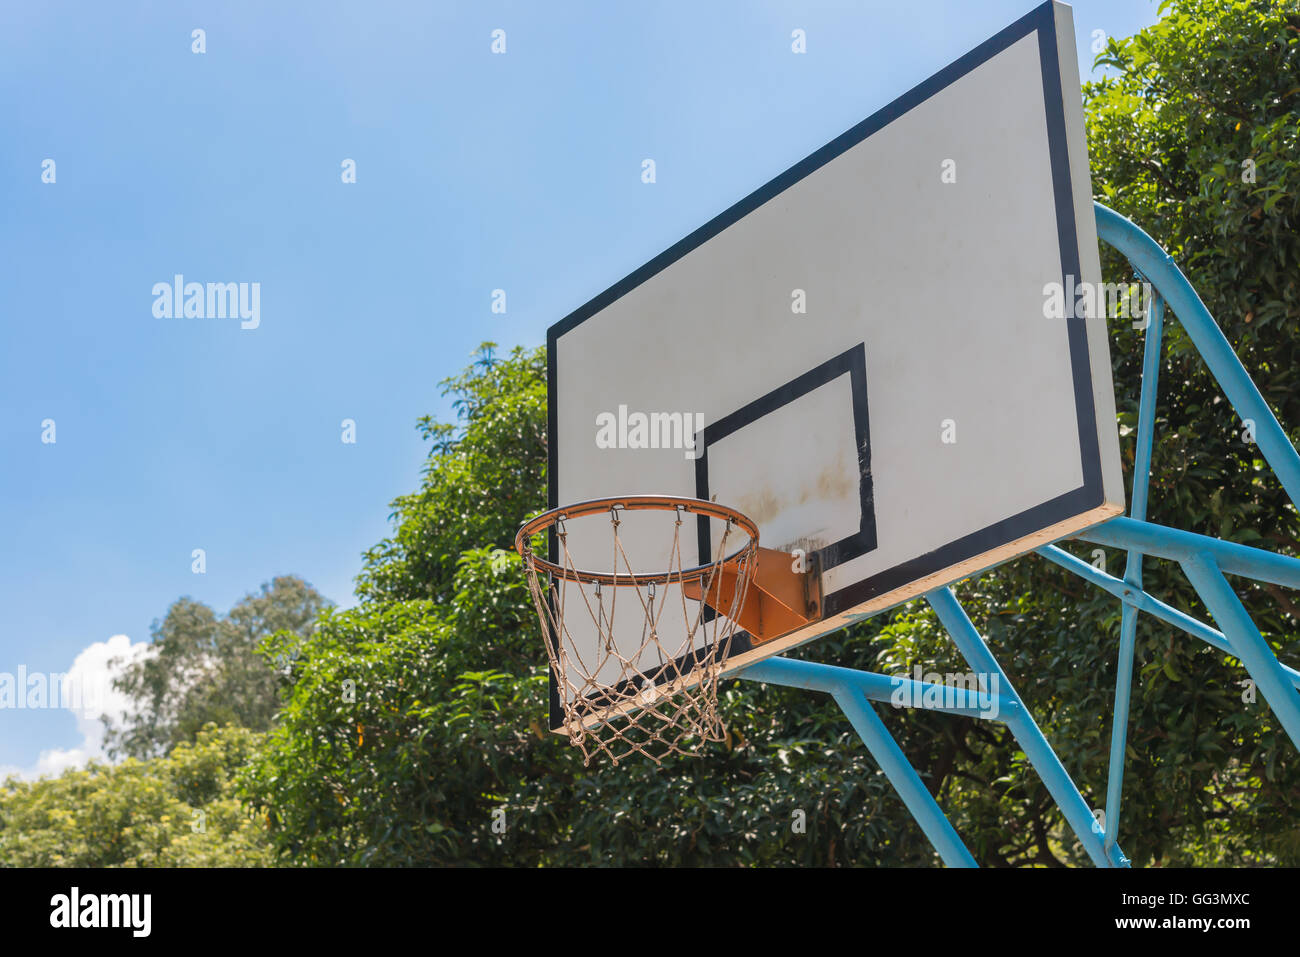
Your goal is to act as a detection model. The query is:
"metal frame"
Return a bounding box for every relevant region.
[736,203,1300,867]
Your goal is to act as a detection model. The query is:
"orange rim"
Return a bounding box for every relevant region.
[514,495,759,586]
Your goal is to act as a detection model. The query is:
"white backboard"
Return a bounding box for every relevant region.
[545,1,1123,727]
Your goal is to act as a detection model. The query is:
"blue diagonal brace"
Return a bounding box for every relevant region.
[1181,552,1300,747]
[1103,290,1165,850]
[738,656,978,867]
[1095,202,1300,504]
[831,687,978,868]
[1078,517,1300,589]
[1036,543,1300,690]
[927,587,1130,867]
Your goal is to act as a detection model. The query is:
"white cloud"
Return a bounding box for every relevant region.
[0,634,151,782]
[1,747,93,781]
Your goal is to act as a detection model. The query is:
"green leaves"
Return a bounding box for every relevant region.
[1082,2,1300,863]
[0,725,274,867]
[104,577,330,760]
[356,344,546,606]
[221,0,1300,867]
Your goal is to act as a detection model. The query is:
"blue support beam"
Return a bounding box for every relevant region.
[1128,292,1165,528]
[1104,291,1165,850]
[1077,517,1300,589]
[738,656,978,867]
[831,688,978,868]
[1036,543,1300,689]
[927,587,1129,868]
[1181,553,1300,746]
[730,203,1300,868]
[1094,203,1300,504]
[739,656,1012,719]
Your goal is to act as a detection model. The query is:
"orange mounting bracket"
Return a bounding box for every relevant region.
[685,547,822,644]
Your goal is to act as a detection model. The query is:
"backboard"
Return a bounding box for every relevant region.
[543,1,1124,731]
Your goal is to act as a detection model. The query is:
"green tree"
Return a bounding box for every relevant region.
[104,576,330,759]
[247,0,1300,867]
[0,725,274,867]
[244,346,576,864]
[356,344,547,607]
[1071,0,1300,864]
[244,345,943,866]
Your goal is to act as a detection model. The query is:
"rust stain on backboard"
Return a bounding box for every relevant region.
[732,450,858,553]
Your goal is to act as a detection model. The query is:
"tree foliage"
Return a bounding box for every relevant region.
[0,725,273,867]
[236,344,1063,866]
[104,576,329,759]
[242,0,1298,866]
[355,345,547,606]
[1078,0,1300,863]
[243,347,580,865]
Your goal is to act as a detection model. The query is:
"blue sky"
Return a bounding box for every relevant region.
[0,0,1160,774]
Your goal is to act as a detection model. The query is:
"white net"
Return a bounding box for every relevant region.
[516,498,758,765]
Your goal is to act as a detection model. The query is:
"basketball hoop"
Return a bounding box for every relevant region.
[514,496,760,765]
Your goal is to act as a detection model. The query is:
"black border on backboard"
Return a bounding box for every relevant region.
[694,343,876,608]
[691,343,876,655]
[545,2,1100,729]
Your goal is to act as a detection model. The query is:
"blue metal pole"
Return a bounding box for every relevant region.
[1128,292,1165,523]
[1077,517,1300,588]
[1181,553,1300,749]
[739,656,1012,720]
[1103,292,1165,851]
[1095,202,1300,506]
[736,656,978,866]
[1036,544,1300,689]
[927,587,1129,867]
[830,687,978,868]
[1106,605,1138,852]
